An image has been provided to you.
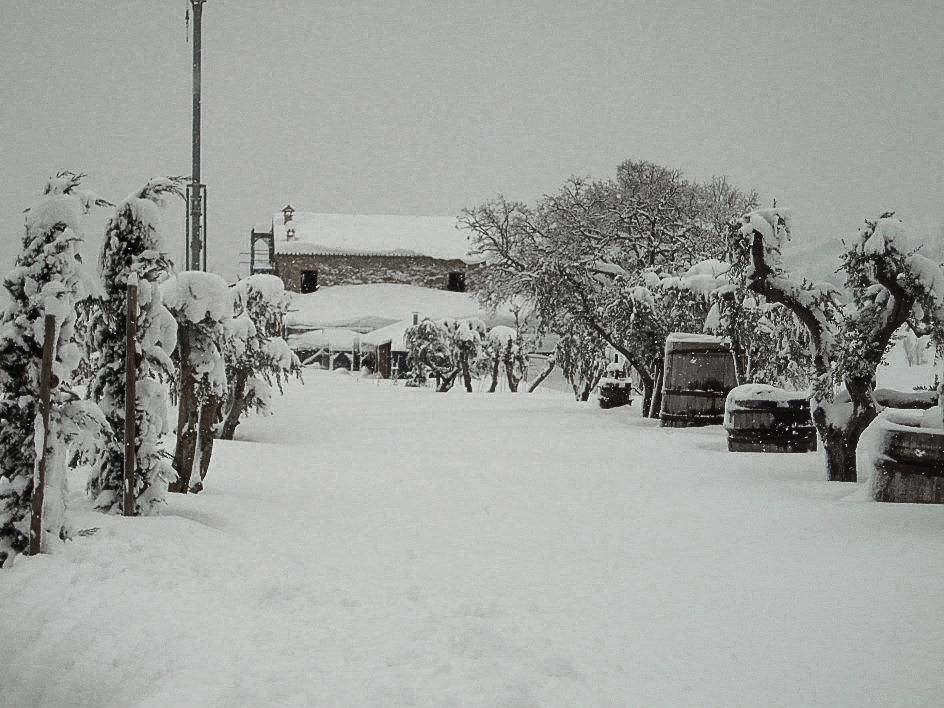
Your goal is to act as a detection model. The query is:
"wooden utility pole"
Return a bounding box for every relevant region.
[188,0,206,271]
[29,315,56,555]
[123,280,138,516]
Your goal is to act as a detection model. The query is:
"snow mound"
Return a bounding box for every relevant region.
[726,384,809,411]
[487,325,517,345]
[666,332,722,344]
[233,274,289,309]
[160,272,233,324]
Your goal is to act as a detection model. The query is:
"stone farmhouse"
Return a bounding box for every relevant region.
[250,205,477,293]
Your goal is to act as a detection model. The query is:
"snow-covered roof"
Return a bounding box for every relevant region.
[285,284,516,330]
[666,332,723,344]
[360,319,414,351]
[286,328,360,351]
[269,212,477,263]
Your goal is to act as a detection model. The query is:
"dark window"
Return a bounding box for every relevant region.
[446,271,466,292]
[301,270,319,293]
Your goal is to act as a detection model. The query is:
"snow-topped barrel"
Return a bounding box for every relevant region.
[659,333,737,427]
[598,362,632,409]
[873,388,940,410]
[865,409,944,504]
[724,385,816,453]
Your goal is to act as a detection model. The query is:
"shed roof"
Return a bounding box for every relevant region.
[360,319,414,351]
[286,327,360,351]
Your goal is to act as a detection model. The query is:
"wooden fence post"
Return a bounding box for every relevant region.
[123,279,138,517]
[29,314,56,555]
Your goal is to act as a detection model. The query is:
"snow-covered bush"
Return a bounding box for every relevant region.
[485,324,529,393]
[404,318,457,390]
[219,275,300,440]
[87,179,181,514]
[554,321,608,401]
[0,173,108,564]
[161,272,232,491]
[401,317,494,393]
[443,317,488,392]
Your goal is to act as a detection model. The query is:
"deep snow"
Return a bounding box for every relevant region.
[2,371,944,707]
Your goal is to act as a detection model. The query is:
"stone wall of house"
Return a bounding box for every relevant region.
[274,253,470,292]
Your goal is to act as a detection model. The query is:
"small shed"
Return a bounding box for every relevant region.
[360,318,415,378]
[287,327,361,369]
[660,333,737,427]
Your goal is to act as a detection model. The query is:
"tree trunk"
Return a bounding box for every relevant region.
[461,354,472,392]
[730,333,747,386]
[437,368,461,392]
[640,378,653,416]
[170,327,198,494]
[812,380,879,483]
[191,397,221,492]
[647,361,664,419]
[528,358,556,393]
[505,361,519,392]
[488,351,500,392]
[628,361,656,417]
[219,369,248,441]
[817,423,856,483]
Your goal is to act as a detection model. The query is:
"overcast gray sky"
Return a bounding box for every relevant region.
[2,0,942,280]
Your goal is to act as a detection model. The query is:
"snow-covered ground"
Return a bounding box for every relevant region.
[3,371,944,707]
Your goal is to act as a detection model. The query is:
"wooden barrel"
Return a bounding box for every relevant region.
[598,379,632,409]
[724,385,816,453]
[869,411,944,504]
[659,334,737,427]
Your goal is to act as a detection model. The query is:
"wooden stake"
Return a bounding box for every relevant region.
[123,280,138,517]
[29,314,56,555]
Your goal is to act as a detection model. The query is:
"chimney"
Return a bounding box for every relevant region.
[286,226,296,240]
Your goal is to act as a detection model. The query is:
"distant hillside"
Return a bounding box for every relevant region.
[780,236,846,285]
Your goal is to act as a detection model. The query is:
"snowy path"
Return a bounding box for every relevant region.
[3,371,944,707]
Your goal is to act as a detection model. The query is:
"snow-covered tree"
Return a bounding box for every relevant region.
[706,294,812,389]
[738,208,944,482]
[0,173,108,565]
[162,272,232,492]
[485,325,529,393]
[553,321,608,401]
[219,275,299,441]
[443,317,488,392]
[87,179,180,514]
[700,249,813,389]
[461,160,757,417]
[405,318,458,391]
